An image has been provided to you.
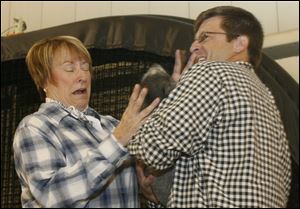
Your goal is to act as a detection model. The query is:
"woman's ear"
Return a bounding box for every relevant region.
[233,35,249,53]
[43,80,50,93]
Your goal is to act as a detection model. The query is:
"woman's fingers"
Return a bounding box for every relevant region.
[128,85,149,112]
[134,88,148,111]
[140,97,160,119]
[128,84,141,106]
[113,86,159,146]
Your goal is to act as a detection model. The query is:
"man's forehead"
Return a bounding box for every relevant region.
[199,15,223,26]
[195,16,223,36]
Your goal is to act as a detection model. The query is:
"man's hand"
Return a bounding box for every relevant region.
[172,49,199,83]
[113,84,160,146]
[136,160,159,204]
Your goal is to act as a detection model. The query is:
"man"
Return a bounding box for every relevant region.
[128,6,291,207]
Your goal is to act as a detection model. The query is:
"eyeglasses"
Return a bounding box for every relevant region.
[194,31,240,43]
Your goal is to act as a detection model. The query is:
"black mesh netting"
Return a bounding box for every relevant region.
[89,48,174,119]
[1,48,174,208]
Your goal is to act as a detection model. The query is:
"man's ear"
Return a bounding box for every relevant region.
[233,35,249,53]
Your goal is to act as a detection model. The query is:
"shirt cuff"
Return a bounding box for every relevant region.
[147,200,165,208]
[98,136,128,167]
[111,133,127,151]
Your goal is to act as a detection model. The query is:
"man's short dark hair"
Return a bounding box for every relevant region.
[195,6,264,68]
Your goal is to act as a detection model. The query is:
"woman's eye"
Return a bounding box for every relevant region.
[80,62,89,71]
[63,63,75,72]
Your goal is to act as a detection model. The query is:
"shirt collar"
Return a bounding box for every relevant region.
[41,99,100,125]
[234,61,253,70]
[45,97,88,112]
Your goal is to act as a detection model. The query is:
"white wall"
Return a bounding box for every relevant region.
[276,56,299,83]
[1,1,299,82]
[263,29,299,83]
[2,1,299,35]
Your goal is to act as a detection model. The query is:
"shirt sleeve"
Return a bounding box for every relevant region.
[147,200,165,208]
[13,120,129,207]
[127,62,223,170]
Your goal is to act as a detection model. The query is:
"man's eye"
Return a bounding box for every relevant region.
[195,33,209,43]
[200,33,209,42]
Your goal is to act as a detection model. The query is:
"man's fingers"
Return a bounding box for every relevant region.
[174,49,182,70]
[136,161,146,180]
[186,53,198,69]
[175,50,187,71]
[173,50,188,82]
[143,174,156,186]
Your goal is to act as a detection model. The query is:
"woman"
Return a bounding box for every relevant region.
[13,36,159,208]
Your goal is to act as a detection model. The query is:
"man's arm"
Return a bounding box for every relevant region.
[127,60,222,170]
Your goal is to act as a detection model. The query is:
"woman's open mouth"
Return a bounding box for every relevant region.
[72,88,87,95]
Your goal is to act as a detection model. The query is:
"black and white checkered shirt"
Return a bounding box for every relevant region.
[128,61,291,207]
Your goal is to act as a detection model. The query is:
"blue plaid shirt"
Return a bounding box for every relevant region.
[13,102,139,208]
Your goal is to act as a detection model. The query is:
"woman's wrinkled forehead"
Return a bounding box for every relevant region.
[53,45,87,64]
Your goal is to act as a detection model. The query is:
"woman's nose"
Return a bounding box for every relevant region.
[78,76,86,83]
[75,65,88,82]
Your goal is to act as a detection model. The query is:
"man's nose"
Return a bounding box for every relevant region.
[190,40,201,53]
